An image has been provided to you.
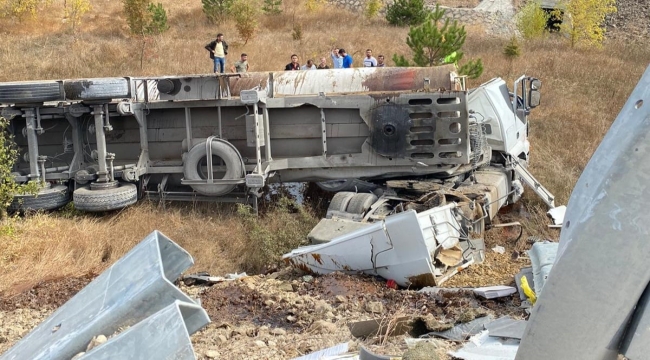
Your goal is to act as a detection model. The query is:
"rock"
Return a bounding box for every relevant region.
[259,325,269,333]
[403,341,440,360]
[268,340,277,347]
[86,334,107,352]
[278,283,294,292]
[309,320,338,334]
[314,300,332,314]
[216,335,227,345]
[264,299,275,306]
[287,315,297,322]
[365,301,384,314]
[204,349,220,358]
[254,340,267,347]
[335,295,347,303]
[270,328,287,336]
[71,352,85,360]
[302,275,314,282]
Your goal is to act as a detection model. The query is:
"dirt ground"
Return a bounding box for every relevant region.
[0,212,544,360]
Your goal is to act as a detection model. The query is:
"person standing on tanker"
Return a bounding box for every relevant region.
[338,48,353,68]
[230,53,249,73]
[285,54,300,70]
[331,47,343,69]
[205,33,229,74]
[363,49,377,67]
[317,57,329,69]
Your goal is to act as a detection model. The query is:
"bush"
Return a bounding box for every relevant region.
[262,0,282,14]
[0,0,52,21]
[305,0,326,12]
[364,0,383,20]
[385,0,429,27]
[516,0,549,39]
[503,35,521,58]
[231,0,260,44]
[201,0,234,24]
[0,117,39,219]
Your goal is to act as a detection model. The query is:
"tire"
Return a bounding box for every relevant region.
[64,78,130,100]
[0,81,63,104]
[183,140,243,196]
[346,193,378,215]
[328,192,355,212]
[316,179,378,193]
[73,182,138,212]
[9,184,71,213]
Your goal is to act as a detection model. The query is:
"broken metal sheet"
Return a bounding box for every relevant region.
[516,66,650,359]
[0,230,210,360]
[181,272,248,286]
[526,242,558,297]
[546,205,566,225]
[449,330,519,360]
[423,315,495,341]
[485,317,527,340]
[473,286,517,299]
[291,343,352,360]
[283,203,472,288]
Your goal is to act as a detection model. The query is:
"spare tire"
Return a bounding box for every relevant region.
[9,184,71,213]
[64,78,130,100]
[0,81,63,104]
[183,140,243,196]
[73,182,137,212]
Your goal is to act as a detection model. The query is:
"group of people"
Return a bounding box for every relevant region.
[204,33,387,74]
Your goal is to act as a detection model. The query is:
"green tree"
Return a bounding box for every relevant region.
[122,0,170,68]
[391,5,483,79]
[385,0,429,26]
[231,0,260,45]
[516,0,549,39]
[64,0,91,36]
[554,0,616,47]
[202,0,233,24]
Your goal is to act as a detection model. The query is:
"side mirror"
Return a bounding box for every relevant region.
[531,79,542,90]
[529,89,541,108]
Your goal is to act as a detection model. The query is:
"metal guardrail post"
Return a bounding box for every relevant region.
[0,230,210,360]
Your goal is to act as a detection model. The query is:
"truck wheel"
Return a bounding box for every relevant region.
[73,182,137,212]
[9,184,71,213]
[0,81,63,104]
[316,179,378,193]
[183,140,243,196]
[328,192,355,212]
[346,193,378,215]
[64,78,130,100]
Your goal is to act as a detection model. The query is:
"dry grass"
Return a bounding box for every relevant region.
[0,198,319,294]
[0,0,649,293]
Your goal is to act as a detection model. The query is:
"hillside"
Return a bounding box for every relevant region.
[606,0,650,39]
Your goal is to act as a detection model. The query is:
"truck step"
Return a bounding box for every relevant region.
[513,158,555,208]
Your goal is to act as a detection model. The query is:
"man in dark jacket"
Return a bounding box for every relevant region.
[284,54,300,71]
[205,33,228,74]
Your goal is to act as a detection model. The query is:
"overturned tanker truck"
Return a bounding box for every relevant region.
[0,65,553,283]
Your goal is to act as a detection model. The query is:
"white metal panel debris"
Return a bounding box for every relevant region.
[527,242,558,297]
[449,330,519,360]
[282,203,472,288]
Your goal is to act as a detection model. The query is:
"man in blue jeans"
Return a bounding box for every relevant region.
[205,33,229,74]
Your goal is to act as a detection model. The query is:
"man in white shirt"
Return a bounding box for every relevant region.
[331,47,343,69]
[363,49,377,67]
